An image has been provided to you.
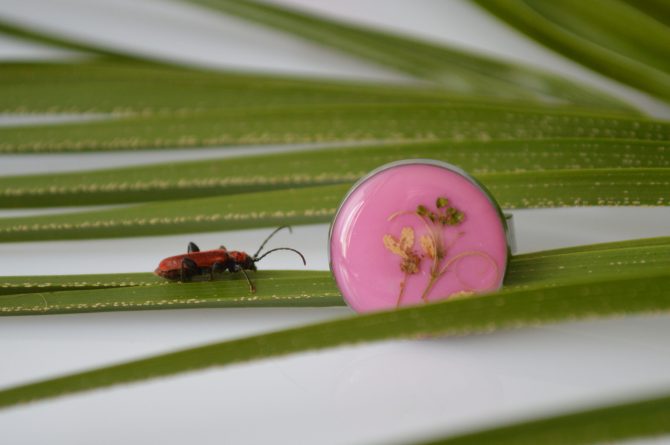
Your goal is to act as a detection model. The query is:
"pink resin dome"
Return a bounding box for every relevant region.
[329,160,510,313]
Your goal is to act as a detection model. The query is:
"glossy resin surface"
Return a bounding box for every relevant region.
[330,161,508,313]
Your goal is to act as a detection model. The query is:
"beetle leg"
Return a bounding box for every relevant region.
[187,242,200,253]
[210,262,225,281]
[235,265,256,293]
[180,257,199,282]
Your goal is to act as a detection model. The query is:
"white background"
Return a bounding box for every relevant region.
[0,1,669,444]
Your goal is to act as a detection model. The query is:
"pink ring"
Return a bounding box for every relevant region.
[329,159,512,313]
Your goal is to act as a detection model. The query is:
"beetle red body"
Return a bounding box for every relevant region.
[154,249,251,280]
[153,226,305,292]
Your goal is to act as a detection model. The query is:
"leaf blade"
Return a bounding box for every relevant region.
[186,0,632,110]
[0,168,667,242]
[0,270,668,409]
[1,102,666,154]
[1,237,667,315]
[413,393,670,445]
[0,271,340,316]
[1,138,667,208]
[0,61,477,115]
[474,0,670,102]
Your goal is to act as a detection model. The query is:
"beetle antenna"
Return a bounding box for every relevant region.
[254,247,306,266]
[253,226,292,258]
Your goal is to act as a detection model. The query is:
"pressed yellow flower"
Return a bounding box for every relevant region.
[420,235,435,259]
[398,226,414,251]
[383,226,421,274]
[383,195,488,306]
[383,234,404,256]
[383,227,414,257]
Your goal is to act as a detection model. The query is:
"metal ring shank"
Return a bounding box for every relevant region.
[504,213,517,254]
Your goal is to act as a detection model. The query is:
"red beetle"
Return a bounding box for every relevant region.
[154,226,306,292]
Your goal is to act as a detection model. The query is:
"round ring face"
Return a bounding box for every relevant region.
[329,161,508,313]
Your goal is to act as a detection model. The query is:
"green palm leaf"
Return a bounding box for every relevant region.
[1,236,665,295]
[412,393,670,445]
[1,237,667,315]
[0,61,473,115]
[0,2,630,111]
[520,235,670,257]
[0,272,161,296]
[0,269,668,409]
[0,271,340,315]
[1,138,667,208]
[186,0,631,110]
[0,168,667,242]
[474,0,670,102]
[620,0,670,27]
[0,19,138,61]
[2,102,666,154]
